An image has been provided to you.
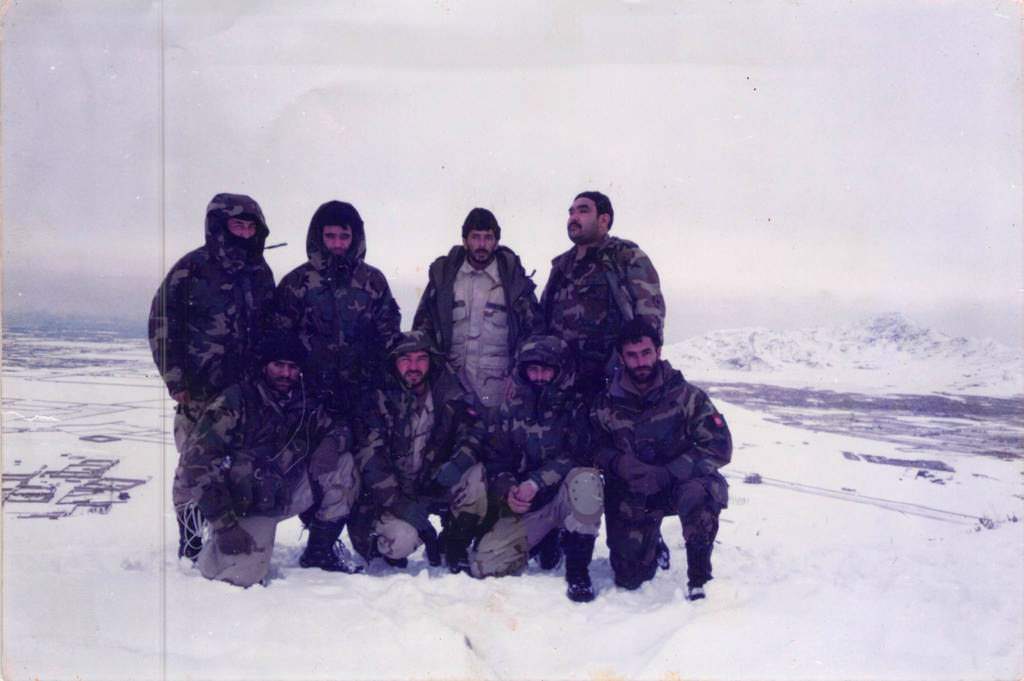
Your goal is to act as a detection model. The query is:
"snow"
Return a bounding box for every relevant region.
[2,322,1023,680]
[667,313,1024,397]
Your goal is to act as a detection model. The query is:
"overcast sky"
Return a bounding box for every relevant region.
[3,1,1021,344]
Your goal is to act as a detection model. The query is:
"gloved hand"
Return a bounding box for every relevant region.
[217,521,255,556]
[507,480,539,514]
[613,453,672,496]
[432,461,464,490]
[391,497,433,533]
[665,454,695,481]
[419,527,442,566]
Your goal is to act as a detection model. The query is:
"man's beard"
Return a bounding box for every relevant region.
[402,371,425,389]
[626,364,656,386]
[269,377,296,395]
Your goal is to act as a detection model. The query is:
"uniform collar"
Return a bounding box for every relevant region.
[459,255,500,282]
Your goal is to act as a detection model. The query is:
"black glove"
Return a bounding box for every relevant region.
[419,526,442,566]
[391,497,433,534]
[433,461,464,489]
[613,453,672,496]
[217,521,255,556]
[665,454,695,481]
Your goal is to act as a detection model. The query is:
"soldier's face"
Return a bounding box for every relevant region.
[323,225,354,256]
[463,229,498,266]
[525,363,557,386]
[396,351,431,389]
[567,198,609,246]
[264,360,301,394]
[227,217,257,239]
[620,337,660,385]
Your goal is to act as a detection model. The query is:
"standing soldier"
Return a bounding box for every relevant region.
[348,331,488,573]
[470,335,604,603]
[414,207,541,415]
[179,332,362,587]
[591,320,732,600]
[275,200,401,414]
[540,191,665,401]
[149,193,276,560]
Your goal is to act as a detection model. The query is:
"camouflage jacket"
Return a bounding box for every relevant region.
[148,194,276,402]
[591,360,731,507]
[275,206,401,402]
[485,335,589,508]
[540,236,665,387]
[180,378,353,526]
[355,368,486,512]
[413,245,542,364]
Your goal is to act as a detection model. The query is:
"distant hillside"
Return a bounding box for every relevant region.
[664,313,1023,396]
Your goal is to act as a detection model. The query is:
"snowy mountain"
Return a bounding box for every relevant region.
[665,313,1024,396]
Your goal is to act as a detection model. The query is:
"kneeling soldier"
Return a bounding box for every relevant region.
[180,332,361,587]
[592,320,732,600]
[471,335,604,603]
[348,331,488,572]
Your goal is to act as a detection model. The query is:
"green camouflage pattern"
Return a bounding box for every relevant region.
[413,245,542,363]
[591,360,731,587]
[179,377,355,528]
[540,236,665,394]
[275,205,400,409]
[148,193,275,401]
[353,335,487,522]
[485,334,589,510]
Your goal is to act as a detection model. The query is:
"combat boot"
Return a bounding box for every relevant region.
[300,518,364,573]
[176,502,204,561]
[531,529,563,570]
[685,541,713,600]
[563,531,597,603]
[443,514,478,574]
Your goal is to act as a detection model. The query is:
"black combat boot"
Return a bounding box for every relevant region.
[443,514,477,574]
[655,533,671,570]
[176,502,204,561]
[531,529,563,570]
[300,518,364,573]
[563,531,597,603]
[685,542,713,600]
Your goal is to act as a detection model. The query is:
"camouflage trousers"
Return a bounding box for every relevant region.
[172,400,209,509]
[349,463,488,562]
[606,477,722,590]
[196,451,359,588]
[470,467,604,578]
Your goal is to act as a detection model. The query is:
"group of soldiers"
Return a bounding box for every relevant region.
[149,190,732,602]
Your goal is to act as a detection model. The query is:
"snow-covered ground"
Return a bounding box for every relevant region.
[2,320,1023,680]
[667,313,1024,397]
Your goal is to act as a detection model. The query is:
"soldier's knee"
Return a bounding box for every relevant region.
[376,518,420,560]
[675,479,711,518]
[451,463,487,516]
[562,467,603,533]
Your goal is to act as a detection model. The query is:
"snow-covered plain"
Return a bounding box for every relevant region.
[2,318,1023,681]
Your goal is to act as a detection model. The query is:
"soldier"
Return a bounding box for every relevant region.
[148,193,276,560]
[591,319,732,600]
[540,191,665,400]
[348,331,488,573]
[179,332,362,587]
[470,335,604,603]
[413,207,541,414]
[275,200,401,414]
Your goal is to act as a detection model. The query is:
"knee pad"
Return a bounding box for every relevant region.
[566,468,604,516]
